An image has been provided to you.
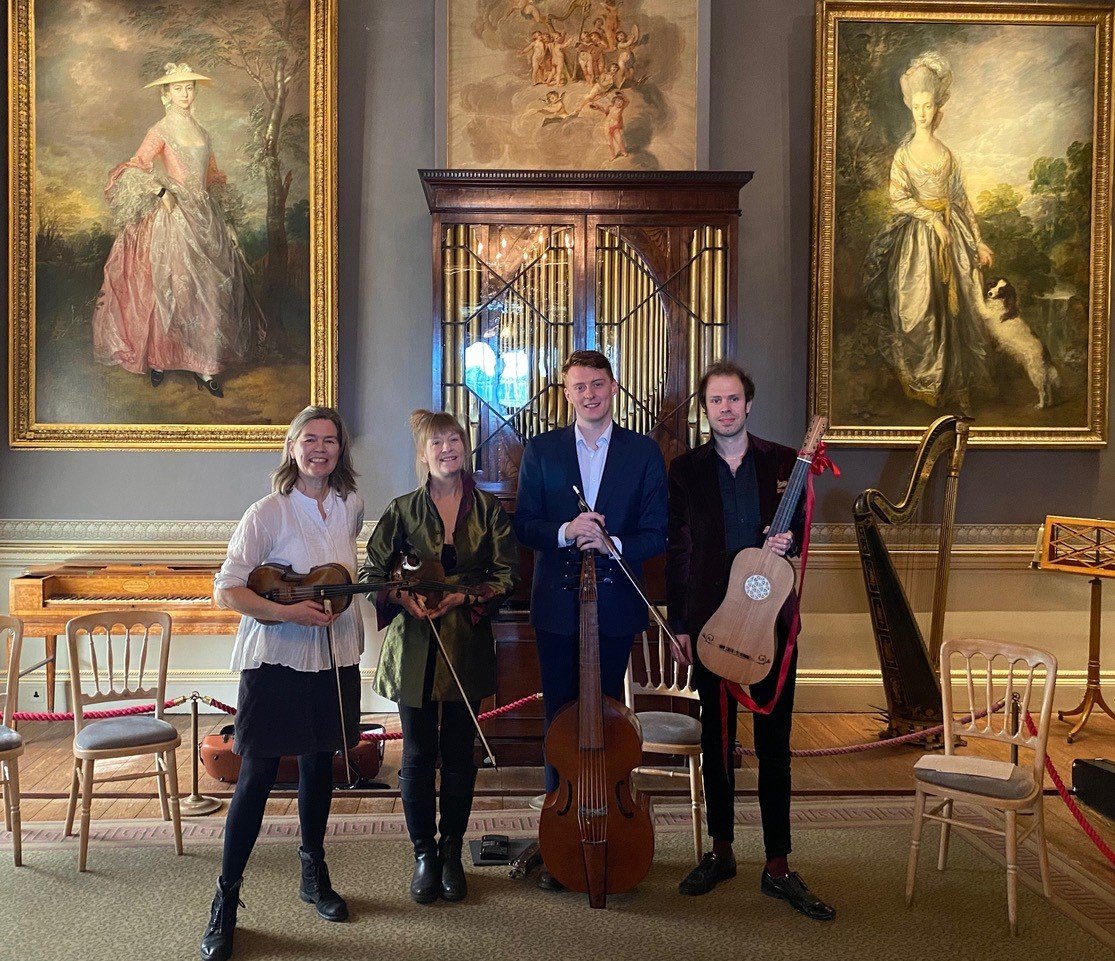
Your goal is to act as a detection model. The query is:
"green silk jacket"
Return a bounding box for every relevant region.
[359,475,517,707]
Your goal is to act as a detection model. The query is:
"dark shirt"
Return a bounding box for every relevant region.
[716,449,762,555]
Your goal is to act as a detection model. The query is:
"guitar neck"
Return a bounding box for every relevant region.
[768,416,827,538]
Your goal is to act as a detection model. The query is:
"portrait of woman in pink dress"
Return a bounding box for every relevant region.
[92,62,266,398]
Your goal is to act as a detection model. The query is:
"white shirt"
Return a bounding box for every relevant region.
[558,421,622,554]
[216,489,365,673]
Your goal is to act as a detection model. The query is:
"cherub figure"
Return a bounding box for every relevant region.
[598,0,622,48]
[520,30,551,84]
[502,0,547,26]
[570,62,619,116]
[614,24,641,88]
[546,31,577,85]
[589,90,629,159]
[574,31,600,85]
[535,90,569,125]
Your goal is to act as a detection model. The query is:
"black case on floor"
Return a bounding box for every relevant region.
[1072,758,1115,821]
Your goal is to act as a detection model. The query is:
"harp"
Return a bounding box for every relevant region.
[853,415,971,739]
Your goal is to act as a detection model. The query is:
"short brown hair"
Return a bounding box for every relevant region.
[561,349,614,381]
[697,361,755,409]
[409,409,473,483]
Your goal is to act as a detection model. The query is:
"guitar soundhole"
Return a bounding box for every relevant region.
[744,574,771,601]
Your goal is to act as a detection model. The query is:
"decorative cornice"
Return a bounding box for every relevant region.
[0,519,1042,568]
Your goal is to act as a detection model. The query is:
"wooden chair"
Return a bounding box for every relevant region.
[624,618,704,862]
[905,637,1057,935]
[64,611,183,871]
[0,615,25,866]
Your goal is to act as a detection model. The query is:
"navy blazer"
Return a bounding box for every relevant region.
[514,424,668,636]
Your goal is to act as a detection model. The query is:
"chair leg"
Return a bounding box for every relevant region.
[937,799,952,871]
[155,754,170,822]
[906,788,927,906]
[1034,803,1052,899]
[78,758,95,873]
[1005,809,1018,936]
[688,754,703,863]
[2,760,11,832]
[8,757,21,867]
[164,749,184,856]
[64,763,80,838]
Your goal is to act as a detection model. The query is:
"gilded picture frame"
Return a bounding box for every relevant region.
[810,0,1111,446]
[8,0,337,449]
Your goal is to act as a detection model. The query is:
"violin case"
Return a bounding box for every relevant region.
[200,722,386,784]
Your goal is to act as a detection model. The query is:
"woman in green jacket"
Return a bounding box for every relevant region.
[360,409,516,905]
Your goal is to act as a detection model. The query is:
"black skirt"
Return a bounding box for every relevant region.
[234,662,361,757]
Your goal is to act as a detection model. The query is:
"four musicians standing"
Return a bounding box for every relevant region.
[204,355,832,956]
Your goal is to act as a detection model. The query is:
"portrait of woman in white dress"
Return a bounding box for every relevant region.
[865,52,995,413]
[92,62,266,399]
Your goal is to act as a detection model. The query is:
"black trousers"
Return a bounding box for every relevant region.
[694,640,798,859]
[535,630,635,793]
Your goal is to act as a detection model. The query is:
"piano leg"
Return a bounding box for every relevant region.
[46,637,57,714]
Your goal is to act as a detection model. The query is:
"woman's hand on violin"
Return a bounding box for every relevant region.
[394,589,429,619]
[670,632,693,667]
[280,599,336,627]
[764,527,793,557]
[426,591,468,619]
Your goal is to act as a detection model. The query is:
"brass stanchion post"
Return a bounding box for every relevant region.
[179,692,223,816]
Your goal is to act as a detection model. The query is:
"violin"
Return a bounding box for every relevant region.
[245,557,460,625]
[538,548,654,908]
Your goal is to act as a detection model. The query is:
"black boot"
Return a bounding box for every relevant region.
[298,847,349,922]
[200,876,243,961]
[438,769,477,902]
[400,773,440,904]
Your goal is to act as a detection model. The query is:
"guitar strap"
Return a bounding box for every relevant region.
[720,444,838,757]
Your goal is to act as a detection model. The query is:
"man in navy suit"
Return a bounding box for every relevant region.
[514,350,667,886]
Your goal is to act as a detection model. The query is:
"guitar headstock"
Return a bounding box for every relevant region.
[799,415,828,458]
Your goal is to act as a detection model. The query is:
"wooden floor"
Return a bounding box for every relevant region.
[10,710,1115,887]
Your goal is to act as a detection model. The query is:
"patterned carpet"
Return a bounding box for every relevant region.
[2,799,1112,960]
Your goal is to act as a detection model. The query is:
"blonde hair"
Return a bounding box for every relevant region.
[409,409,472,483]
[271,406,358,497]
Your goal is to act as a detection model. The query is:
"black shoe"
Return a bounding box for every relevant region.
[410,838,441,904]
[439,836,467,902]
[194,372,224,397]
[537,869,565,892]
[149,369,165,387]
[678,852,737,895]
[200,876,243,961]
[761,869,836,921]
[298,847,349,922]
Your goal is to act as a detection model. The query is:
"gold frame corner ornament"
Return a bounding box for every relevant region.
[7,0,339,450]
[809,0,1111,448]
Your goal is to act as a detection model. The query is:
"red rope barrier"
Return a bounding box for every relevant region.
[12,696,187,722]
[735,701,1005,758]
[1024,713,1115,868]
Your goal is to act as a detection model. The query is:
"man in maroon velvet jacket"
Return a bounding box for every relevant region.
[665,360,835,921]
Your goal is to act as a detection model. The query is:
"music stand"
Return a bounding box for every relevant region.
[1032,515,1115,743]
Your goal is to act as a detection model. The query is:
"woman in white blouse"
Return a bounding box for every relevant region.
[201,406,363,961]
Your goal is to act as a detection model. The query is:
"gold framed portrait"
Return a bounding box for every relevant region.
[810,0,1111,446]
[8,0,337,449]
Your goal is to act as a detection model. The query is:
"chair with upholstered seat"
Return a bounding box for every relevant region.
[1,615,26,866]
[64,611,183,871]
[905,637,1057,935]
[625,619,704,861]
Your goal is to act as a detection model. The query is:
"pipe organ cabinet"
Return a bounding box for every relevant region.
[421,169,752,763]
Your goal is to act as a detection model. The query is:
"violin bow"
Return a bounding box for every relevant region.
[322,598,359,789]
[393,555,499,769]
[572,485,680,647]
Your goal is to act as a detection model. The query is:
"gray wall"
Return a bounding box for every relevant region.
[2,0,1112,526]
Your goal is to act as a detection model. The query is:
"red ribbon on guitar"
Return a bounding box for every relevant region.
[720,442,840,732]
